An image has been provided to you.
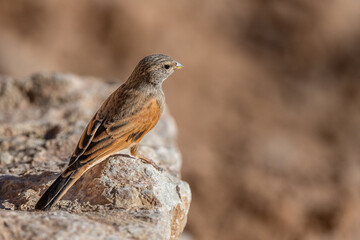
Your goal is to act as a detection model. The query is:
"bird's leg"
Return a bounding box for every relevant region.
[130,144,163,171]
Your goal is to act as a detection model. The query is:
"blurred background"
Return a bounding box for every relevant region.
[1,0,360,239]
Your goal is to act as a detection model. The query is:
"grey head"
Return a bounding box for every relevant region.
[128,54,184,85]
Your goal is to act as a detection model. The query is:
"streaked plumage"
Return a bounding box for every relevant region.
[35,54,183,210]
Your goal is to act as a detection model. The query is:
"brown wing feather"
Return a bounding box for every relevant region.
[68,98,161,170]
[69,113,104,165]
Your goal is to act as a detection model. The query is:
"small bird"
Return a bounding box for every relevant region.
[35,54,183,210]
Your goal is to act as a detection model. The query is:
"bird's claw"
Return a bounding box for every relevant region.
[139,157,163,172]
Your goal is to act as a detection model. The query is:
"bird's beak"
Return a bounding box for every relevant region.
[175,61,184,69]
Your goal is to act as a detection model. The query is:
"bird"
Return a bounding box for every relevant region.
[35,54,183,211]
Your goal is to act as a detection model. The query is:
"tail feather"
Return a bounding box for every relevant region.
[35,170,76,210]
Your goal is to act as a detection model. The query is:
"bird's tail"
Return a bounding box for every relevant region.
[35,169,77,211]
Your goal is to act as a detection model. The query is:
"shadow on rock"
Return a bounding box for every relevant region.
[0,171,57,210]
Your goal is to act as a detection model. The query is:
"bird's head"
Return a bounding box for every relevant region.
[130,54,183,85]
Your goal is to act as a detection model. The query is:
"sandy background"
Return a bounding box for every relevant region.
[1,1,360,239]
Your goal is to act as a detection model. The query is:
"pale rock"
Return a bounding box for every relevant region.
[0,73,191,240]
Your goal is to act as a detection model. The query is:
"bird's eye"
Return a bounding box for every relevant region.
[164,64,170,69]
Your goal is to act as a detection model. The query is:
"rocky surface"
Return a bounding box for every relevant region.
[0,73,191,240]
[2,1,360,240]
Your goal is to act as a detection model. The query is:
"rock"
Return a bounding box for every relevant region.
[0,73,191,240]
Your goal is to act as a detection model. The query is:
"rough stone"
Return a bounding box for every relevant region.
[0,73,191,240]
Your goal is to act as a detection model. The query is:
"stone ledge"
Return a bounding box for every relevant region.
[0,73,191,240]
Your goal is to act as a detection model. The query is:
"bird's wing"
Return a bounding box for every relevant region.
[67,97,161,171]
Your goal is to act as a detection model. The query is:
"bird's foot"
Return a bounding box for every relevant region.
[138,156,163,172]
[110,153,135,160]
[111,153,163,172]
